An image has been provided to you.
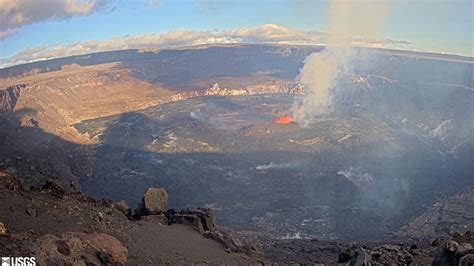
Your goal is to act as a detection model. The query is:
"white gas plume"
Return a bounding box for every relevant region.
[255,161,302,170]
[293,0,391,125]
[338,166,375,190]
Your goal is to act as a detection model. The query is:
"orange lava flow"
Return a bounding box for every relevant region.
[275,116,294,124]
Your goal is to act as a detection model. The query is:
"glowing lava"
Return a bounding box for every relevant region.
[275,116,294,124]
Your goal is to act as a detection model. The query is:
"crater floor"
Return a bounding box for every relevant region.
[76,94,469,240]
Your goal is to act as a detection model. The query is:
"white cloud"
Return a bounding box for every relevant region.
[0,0,111,37]
[0,29,16,40]
[147,0,163,8]
[0,24,413,67]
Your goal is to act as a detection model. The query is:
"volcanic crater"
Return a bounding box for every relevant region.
[1,44,473,243]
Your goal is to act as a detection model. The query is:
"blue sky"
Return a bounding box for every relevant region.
[0,0,472,67]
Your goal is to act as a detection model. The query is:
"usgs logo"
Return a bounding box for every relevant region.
[1,257,36,266]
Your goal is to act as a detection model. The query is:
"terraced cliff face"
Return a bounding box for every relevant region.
[0,63,174,143]
[0,84,24,112]
[0,44,472,240]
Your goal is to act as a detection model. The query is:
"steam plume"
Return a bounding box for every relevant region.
[293,0,390,125]
[255,161,302,170]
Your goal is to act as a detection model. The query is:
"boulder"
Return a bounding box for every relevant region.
[142,187,168,214]
[115,200,131,216]
[457,243,473,256]
[445,240,459,253]
[349,247,370,266]
[42,181,66,198]
[35,232,128,265]
[165,209,177,225]
[459,254,474,266]
[54,240,70,256]
[101,198,113,208]
[170,208,217,235]
[0,222,7,236]
[432,240,459,266]
[381,244,401,252]
[3,174,24,191]
[338,249,354,263]
[96,211,105,223]
[78,233,128,264]
[174,214,205,234]
[207,230,242,252]
[400,251,414,265]
[166,207,251,254]
[178,208,216,232]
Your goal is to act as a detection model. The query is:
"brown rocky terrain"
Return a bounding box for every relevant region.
[0,171,259,264]
[1,170,473,264]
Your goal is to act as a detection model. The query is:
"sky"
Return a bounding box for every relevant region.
[0,0,472,68]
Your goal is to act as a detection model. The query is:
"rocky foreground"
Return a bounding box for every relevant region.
[0,171,258,264]
[1,170,473,265]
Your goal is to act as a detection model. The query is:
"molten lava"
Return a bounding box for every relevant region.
[275,116,294,124]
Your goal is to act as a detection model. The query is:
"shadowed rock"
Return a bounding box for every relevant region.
[115,200,131,216]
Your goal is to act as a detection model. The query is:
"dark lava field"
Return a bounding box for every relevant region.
[76,91,472,240]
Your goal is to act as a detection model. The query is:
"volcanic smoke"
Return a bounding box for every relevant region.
[292,0,390,126]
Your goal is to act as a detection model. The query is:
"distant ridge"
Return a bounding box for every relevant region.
[1,44,472,79]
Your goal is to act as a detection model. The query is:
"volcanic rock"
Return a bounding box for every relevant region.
[179,208,216,232]
[101,198,113,208]
[165,209,177,225]
[174,214,205,234]
[207,230,242,252]
[35,232,128,265]
[349,247,370,266]
[457,243,473,256]
[445,240,459,253]
[142,187,168,214]
[96,211,105,223]
[26,208,37,217]
[432,238,443,247]
[381,244,401,252]
[3,174,24,191]
[401,252,414,265]
[0,222,7,236]
[338,249,354,263]
[432,240,460,266]
[171,208,216,235]
[370,250,382,260]
[54,240,71,256]
[166,207,253,254]
[80,233,128,264]
[115,200,131,216]
[42,181,66,198]
[459,254,474,266]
